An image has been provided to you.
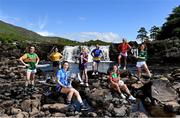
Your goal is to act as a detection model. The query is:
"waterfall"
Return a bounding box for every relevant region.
[62,46,80,62]
[62,45,110,62]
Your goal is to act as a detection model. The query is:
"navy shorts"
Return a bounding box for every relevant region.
[53,61,59,67]
[79,63,88,70]
[93,60,100,63]
[55,84,62,92]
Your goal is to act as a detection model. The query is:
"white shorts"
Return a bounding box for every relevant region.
[136,61,146,68]
[120,52,127,57]
[118,80,124,86]
[27,69,37,74]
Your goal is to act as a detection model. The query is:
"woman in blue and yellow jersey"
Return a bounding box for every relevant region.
[91,44,103,75]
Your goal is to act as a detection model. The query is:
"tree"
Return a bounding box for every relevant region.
[150,26,160,40]
[157,5,180,40]
[136,27,149,43]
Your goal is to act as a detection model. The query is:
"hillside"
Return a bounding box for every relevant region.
[0,20,110,46]
[0,20,80,45]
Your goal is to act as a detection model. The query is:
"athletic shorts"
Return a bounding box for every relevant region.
[118,80,124,86]
[93,57,101,63]
[119,52,127,57]
[79,63,88,70]
[53,61,59,67]
[27,69,37,74]
[55,84,62,92]
[136,61,146,68]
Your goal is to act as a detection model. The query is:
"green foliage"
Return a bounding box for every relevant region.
[157,5,180,40]
[150,26,160,40]
[136,27,149,43]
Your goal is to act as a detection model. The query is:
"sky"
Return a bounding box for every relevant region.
[0,0,179,43]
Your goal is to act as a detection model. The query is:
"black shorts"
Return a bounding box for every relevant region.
[53,61,59,67]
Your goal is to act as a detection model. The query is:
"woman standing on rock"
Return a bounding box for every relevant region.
[56,61,88,110]
[117,39,131,70]
[91,44,103,75]
[135,44,151,79]
[79,47,89,86]
[48,47,63,80]
[109,65,136,100]
[19,46,40,88]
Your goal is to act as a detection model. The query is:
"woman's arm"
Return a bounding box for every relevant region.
[56,70,67,88]
[19,54,29,67]
[35,56,40,66]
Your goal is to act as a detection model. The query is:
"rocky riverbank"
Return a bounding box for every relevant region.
[0,41,180,117]
[0,56,180,117]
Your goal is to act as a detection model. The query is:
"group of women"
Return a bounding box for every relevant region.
[19,41,152,110]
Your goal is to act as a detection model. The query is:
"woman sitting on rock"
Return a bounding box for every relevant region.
[108,65,136,100]
[56,61,88,110]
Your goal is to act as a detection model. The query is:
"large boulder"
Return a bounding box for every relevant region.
[151,79,177,102]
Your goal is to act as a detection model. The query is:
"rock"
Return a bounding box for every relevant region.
[52,112,66,117]
[10,107,22,115]
[87,89,112,108]
[91,80,101,88]
[0,107,5,116]
[130,112,148,118]
[20,99,40,112]
[16,113,24,118]
[172,82,180,90]
[0,100,14,107]
[151,79,177,102]
[131,81,144,89]
[42,103,68,112]
[113,105,128,117]
[88,112,98,117]
[29,107,39,117]
[107,103,114,112]
[164,100,180,113]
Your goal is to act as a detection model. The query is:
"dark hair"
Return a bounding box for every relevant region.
[139,43,147,51]
[61,61,70,70]
[27,45,36,52]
